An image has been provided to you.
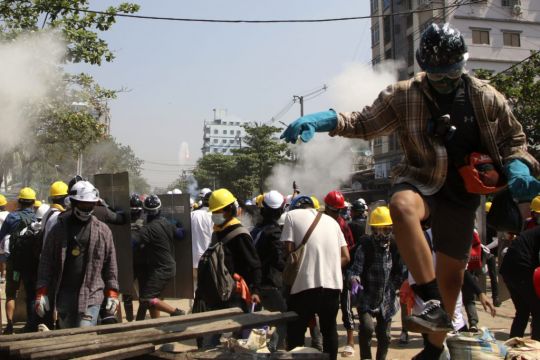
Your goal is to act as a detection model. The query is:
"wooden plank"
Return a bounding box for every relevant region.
[27,311,297,360]
[0,307,243,343]
[71,343,155,360]
[4,333,99,353]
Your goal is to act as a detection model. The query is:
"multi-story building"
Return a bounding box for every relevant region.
[369,0,540,182]
[201,111,248,156]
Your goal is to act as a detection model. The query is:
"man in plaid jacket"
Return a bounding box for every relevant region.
[281,23,540,359]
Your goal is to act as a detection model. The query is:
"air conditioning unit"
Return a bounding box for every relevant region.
[512,4,523,16]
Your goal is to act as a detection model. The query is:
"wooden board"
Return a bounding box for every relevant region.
[72,344,155,360]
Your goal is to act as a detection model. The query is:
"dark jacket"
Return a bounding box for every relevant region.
[137,216,177,280]
[251,219,285,289]
[216,223,262,294]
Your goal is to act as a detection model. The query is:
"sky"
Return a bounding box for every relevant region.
[70,1,372,189]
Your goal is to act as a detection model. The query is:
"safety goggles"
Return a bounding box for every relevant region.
[426,69,463,81]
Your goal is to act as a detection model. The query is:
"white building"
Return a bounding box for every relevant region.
[201,112,248,156]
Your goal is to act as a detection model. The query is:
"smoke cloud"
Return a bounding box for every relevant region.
[0,32,65,154]
[266,61,401,199]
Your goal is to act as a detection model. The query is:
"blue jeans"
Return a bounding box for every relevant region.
[57,304,100,329]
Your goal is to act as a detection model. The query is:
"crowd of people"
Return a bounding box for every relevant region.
[0,21,540,360]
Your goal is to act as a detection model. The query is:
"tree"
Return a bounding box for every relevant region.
[192,124,289,201]
[475,51,540,158]
[0,1,140,65]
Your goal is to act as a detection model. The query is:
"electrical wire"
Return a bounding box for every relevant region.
[63,1,485,24]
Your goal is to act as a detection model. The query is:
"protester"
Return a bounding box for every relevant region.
[524,195,540,230]
[349,198,368,244]
[35,181,119,329]
[190,189,213,299]
[0,187,36,334]
[133,194,184,320]
[281,195,349,360]
[281,22,540,359]
[348,206,406,360]
[499,225,540,340]
[194,188,261,348]
[323,190,356,358]
[250,190,287,352]
[42,181,69,241]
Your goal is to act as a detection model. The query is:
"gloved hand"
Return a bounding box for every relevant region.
[104,289,120,315]
[280,110,337,144]
[504,159,540,202]
[350,276,363,296]
[35,287,50,318]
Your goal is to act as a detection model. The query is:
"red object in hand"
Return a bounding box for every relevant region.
[233,273,252,306]
[104,289,119,298]
[534,267,540,299]
[458,153,505,195]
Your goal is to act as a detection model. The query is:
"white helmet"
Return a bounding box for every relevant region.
[35,204,51,221]
[199,188,211,198]
[167,191,172,195]
[263,190,285,209]
[172,188,182,194]
[69,181,99,203]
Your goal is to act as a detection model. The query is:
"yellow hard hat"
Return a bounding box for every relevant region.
[0,194,7,207]
[34,200,42,207]
[310,196,320,210]
[369,206,393,227]
[255,194,265,208]
[209,188,237,213]
[50,181,68,198]
[531,196,540,213]
[19,187,36,201]
[485,201,492,213]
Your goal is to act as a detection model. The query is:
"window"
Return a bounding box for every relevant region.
[383,16,391,45]
[383,0,390,10]
[502,0,519,6]
[406,13,413,28]
[472,29,490,44]
[372,24,380,46]
[222,139,227,144]
[223,130,227,134]
[213,129,218,134]
[371,0,378,12]
[213,139,218,144]
[236,130,241,135]
[385,48,392,60]
[222,149,227,153]
[503,32,520,47]
[229,139,235,144]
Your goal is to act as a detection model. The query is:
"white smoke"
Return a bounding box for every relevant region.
[0,32,65,154]
[267,61,401,199]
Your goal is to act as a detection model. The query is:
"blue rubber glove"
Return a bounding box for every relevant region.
[504,159,540,202]
[280,110,338,144]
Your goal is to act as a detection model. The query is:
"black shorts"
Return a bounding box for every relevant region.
[390,183,480,261]
[139,275,171,301]
[5,261,20,298]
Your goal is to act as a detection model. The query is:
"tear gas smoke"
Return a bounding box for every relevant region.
[0,32,65,154]
[267,61,401,199]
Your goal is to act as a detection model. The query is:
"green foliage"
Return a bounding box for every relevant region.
[475,51,540,157]
[192,124,288,200]
[0,0,140,65]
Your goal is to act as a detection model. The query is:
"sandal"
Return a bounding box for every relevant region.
[341,345,355,357]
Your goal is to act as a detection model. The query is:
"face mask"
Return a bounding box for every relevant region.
[373,233,392,248]
[428,77,462,94]
[73,207,94,222]
[212,213,226,225]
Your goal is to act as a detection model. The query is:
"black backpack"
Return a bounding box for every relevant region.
[8,212,38,272]
[196,227,251,306]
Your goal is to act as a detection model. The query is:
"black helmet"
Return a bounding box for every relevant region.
[68,175,86,192]
[143,194,161,214]
[130,193,143,209]
[351,199,368,212]
[416,23,468,73]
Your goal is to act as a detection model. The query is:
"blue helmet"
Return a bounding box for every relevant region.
[289,195,314,210]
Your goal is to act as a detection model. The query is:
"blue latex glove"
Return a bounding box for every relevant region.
[280,110,338,143]
[504,159,540,202]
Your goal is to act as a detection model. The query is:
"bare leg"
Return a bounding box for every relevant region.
[389,190,433,283]
[149,300,179,318]
[4,298,15,333]
[427,252,466,347]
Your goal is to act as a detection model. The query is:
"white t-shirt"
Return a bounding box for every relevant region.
[0,211,9,255]
[409,229,465,331]
[190,207,214,268]
[280,208,347,295]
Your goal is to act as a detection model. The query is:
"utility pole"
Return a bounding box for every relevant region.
[293,95,304,116]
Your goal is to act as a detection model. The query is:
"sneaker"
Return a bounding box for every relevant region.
[405,300,454,334]
[170,308,185,316]
[469,325,479,333]
[399,331,409,345]
[341,345,355,357]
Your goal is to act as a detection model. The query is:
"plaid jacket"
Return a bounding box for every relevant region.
[347,236,405,321]
[37,215,118,313]
[330,73,540,195]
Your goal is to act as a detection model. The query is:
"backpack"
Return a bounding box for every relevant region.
[8,212,38,272]
[196,226,251,305]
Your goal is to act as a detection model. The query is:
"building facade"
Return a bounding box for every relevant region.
[201,114,248,156]
[369,0,540,180]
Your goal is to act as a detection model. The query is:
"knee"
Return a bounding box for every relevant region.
[389,194,420,224]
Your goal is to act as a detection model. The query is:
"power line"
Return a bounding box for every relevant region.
[65,1,484,24]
